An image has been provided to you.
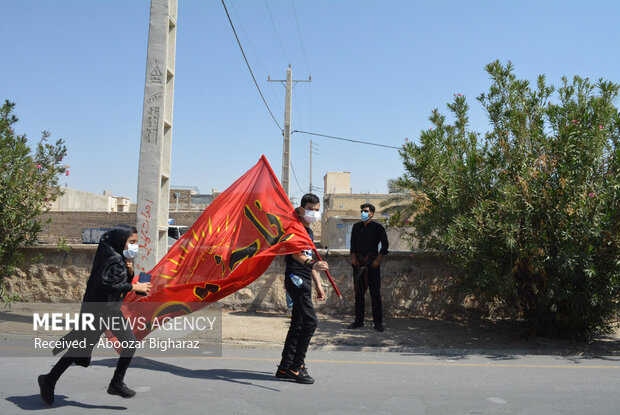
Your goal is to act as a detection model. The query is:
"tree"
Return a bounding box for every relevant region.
[0,100,68,301]
[387,61,620,338]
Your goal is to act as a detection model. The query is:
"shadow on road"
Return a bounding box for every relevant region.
[5,394,126,411]
[0,311,34,324]
[91,357,282,392]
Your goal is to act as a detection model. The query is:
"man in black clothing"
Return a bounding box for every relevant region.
[349,203,389,332]
[276,193,328,384]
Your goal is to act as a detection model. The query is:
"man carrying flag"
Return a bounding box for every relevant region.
[276,193,328,385]
[107,157,340,385]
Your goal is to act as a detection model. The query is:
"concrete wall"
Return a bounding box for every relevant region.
[6,246,469,319]
[323,193,392,213]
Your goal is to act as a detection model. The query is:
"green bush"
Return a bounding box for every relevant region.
[388,61,620,338]
[0,100,68,301]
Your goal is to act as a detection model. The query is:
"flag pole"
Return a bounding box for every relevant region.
[313,249,342,298]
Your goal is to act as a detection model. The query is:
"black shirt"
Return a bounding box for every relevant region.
[285,226,315,279]
[350,220,389,257]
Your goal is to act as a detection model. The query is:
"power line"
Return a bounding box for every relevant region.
[291,1,312,130]
[289,160,305,193]
[265,0,290,64]
[229,1,269,74]
[228,0,283,116]
[221,0,282,132]
[292,0,311,74]
[291,130,402,150]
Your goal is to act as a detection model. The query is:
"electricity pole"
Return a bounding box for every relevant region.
[309,139,312,193]
[136,0,178,274]
[268,65,310,197]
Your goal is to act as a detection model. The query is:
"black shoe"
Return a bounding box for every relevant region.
[107,382,136,398]
[38,374,54,405]
[289,365,314,384]
[348,322,363,329]
[275,365,294,380]
[300,365,313,380]
[374,324,385,332]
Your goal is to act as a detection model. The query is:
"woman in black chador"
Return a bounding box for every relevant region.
[37,225,151,404]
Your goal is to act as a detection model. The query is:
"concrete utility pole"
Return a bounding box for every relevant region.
[136,0,178,274]
[268,65,310,197]
[309,139,312,193]
[282,66,292,196]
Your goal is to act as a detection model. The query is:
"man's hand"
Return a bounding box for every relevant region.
[370,258,381,269]
[315,285,326,301]
[351,255,358,266]
[312,261,329,272]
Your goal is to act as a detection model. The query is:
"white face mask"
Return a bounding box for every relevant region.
[302,209,321,224]
[123,243,139,259]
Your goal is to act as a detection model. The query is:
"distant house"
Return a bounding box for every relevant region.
[49,187,132,212]
[169,186,219,211]
[321,172,411,250]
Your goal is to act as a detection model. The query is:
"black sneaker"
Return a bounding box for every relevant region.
[107,382,136,398]
[300,365,312,379]
[38,374,54,405]
[374,323,385,332]
[289,365,314,384]
[348,322,363,329]
[275,365,294,380]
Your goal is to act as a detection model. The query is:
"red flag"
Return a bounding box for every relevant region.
[122,155,319,340]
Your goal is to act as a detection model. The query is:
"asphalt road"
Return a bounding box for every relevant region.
[2,347,619,415]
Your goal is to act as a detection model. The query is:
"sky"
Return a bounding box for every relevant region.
[2,0,619,206]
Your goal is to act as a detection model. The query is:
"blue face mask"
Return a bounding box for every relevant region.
[123,243,139,259]
[361,211,370,221]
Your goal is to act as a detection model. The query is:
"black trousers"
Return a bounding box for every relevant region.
[352,264,383,326]
[280,273,317,370]
[46,309,137,385]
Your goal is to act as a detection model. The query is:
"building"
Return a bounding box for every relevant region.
[324,171,352,194]
[114,196,131,212]
[321,172,410,250]
[42,187,137,244]
[169,186,218,211]
[49,187,133,212]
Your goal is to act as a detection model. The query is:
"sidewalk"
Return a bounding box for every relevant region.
[222,310,620,356]
[1,303,618,356]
